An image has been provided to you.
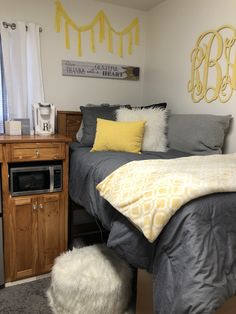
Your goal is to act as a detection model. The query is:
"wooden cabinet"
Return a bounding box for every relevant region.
[37,193,65,274]
[0,134,71,282]
[10,193,64,280]
[57,111,82,141]
[10,196,38,280]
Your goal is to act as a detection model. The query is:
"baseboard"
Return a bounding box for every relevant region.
[5,273,51,288]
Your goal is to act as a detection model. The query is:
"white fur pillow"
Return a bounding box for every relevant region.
[116,108,167,152]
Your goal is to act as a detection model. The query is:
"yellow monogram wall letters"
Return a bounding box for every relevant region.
[188,25,236,103]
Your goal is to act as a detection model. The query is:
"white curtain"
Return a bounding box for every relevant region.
[0,21,44,128]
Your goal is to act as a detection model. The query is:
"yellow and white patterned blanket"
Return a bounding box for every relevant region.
[97,154,236,242]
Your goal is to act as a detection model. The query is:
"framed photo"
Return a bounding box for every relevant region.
[14,118,30,135]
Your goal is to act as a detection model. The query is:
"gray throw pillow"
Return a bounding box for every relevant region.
[80,106,119,146]
[76,104,110,142]
[140,102,167,110]
[168,114,232,155]
[130,102,167,110]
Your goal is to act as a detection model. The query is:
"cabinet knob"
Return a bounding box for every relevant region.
[36,150,40,157]
[32,204,37,211]
[39,204,43,209]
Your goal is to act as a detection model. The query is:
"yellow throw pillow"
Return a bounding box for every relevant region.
[91,118,146,154]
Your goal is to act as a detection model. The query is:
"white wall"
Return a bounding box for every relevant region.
[2,0,235,151]
[144,0,236,153]
[0,0,147,110]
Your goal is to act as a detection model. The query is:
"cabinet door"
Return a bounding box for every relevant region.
[37,193,65,274]
[11,196,38,280]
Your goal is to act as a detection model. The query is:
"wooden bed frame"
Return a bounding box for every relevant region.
[136,269,236,313]
[56,110,236,314]
[136,269,153,314]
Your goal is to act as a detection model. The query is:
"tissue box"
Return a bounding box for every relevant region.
[5,121,22,135]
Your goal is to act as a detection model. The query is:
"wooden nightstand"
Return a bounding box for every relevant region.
[0,134,71,282]
[57,111,82,141]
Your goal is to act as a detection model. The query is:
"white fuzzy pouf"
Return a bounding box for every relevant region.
[47,244,132,314]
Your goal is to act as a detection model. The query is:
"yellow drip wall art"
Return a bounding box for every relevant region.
[188,25,236,103]
[55,0,139,58]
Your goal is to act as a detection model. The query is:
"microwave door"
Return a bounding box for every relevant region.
[9,164,62,196]
[10,166,51,196]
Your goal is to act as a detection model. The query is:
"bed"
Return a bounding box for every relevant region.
[68,106,236,313]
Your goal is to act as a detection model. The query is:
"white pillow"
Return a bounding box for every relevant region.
[116,108,167,152]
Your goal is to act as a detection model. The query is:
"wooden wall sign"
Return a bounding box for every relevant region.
[188,24,236,103]
[62,60,140,81]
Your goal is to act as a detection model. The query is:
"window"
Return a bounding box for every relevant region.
[0,36,8,134]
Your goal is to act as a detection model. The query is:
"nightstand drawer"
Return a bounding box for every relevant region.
[7,142,65,161]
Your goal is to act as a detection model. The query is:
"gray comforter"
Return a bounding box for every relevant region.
[69,143,236,314]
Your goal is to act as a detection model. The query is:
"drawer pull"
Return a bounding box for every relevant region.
[36,150,40,158]
[32,204,37,211]
[39,204,43,209]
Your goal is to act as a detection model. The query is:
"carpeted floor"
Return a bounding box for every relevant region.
[0,277,52,314]
[0,275,135,314]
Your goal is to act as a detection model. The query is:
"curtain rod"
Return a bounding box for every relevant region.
[2,22,43,32]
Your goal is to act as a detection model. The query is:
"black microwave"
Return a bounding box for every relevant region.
[9,163,62,196]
